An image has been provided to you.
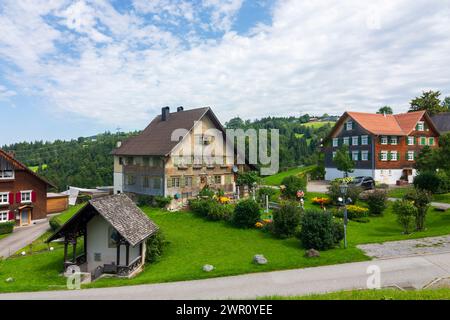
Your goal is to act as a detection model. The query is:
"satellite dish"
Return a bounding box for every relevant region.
[232,165,239,173]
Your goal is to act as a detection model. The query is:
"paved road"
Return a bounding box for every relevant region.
[388,198,450,210]
[3,252,450,300]
[0,220,50,259]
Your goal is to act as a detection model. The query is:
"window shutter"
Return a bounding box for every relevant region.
[424,122,429,131]
[8,211,15,221]
[167,178,172,188]
[9,192,14,205]
[378,153,382,161]
[368,152,371,161]
[416,124,419,131]
[16,192,21,203]
[397,153,400,161]
[31,191,36,202]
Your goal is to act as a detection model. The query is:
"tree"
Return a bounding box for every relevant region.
[280,175,307,199]
[333,146,354,177]
[392,200,417,234]
[409,90,447,115]
[272,203,302,238]
[414,146,438,173]
[404,189,431,231]
[225,117,245,129]
[377,106,393,115]
[442,97,450,110]
[236,171,260,188]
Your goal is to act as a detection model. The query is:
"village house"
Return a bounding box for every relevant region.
[0,149,54,226]
[47,194,158,278]
[112,107,245,208]
[324,111,440,184]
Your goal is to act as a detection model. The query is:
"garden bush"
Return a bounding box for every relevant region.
[232,199,261,228]
[404,189,431,231]
[189,198,216,217]
[0,221,15,235]
[281,175,307,199]
[145,230,168,263]
[392,200,417,234]
[366,189,388,216]
[272,203,302,238]
[207,203,234,221]
[154,196,172,208]
[327,181,362,205]
[257,187,278,203]
[137,195,154,207]
[310,165,325,180]
[297,209,343,250]
[333,205,369,220]
[198,186,215,198]
[49,216,62,232]
[413,171,441,194]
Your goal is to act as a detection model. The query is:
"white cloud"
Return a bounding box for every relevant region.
[0,85,16,100]
[0,0,450,130]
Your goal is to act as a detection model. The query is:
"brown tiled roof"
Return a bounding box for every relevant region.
[112,107,222,156]
[0,149,55,188]
[345,111,428,135]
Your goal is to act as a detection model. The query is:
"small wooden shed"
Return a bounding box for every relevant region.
[47,192,69,214]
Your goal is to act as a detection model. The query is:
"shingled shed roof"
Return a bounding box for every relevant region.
[47,194,158,246]
[90,194,158,246]
[112,107,225,156]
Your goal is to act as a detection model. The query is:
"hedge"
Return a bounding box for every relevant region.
[0,221,15,235]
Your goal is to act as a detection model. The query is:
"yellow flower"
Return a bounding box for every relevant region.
[255,222,264,228]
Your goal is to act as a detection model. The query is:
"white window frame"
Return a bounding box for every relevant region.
[407,151,415,161]
[381,136,388,145]
[381,151,388,161]
[172,177,180,188]
[390,151,398,161]
[0,169,14,180]
[343,137,350,145]
[352,136,359,146]
[352,151,359,161]
[407,136,414,145]
[21,190,32,204]
[214,175,222,185]
[417,121,425,131]
[361,135,368,145]
[346,121,353,131]
[361,151,369,161]
[390,136,398,145]
[0,192,9,205]
[0,210,8,223]
[332,138,339,147]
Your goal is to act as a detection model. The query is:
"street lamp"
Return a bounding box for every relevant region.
[339,183,351,249]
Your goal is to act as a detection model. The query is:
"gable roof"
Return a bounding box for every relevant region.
[47,194,158,246]
[431,113,450,134]
[0,149,55,188]
[112,107,225,156]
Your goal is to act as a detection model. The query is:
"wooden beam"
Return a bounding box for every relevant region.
[72,240,77,263]
[63,240,68,262]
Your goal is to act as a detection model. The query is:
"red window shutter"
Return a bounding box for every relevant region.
[8,211,15,221]
[31,191,37,202]
[9,192,14,205]
[16,192,21,203]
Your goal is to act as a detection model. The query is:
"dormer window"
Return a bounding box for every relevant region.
[346,121,353,131]
[416,121,425,131]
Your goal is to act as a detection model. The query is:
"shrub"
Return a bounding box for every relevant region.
[207,203,234,221]
[346,205,369,219]
[49,216,62,232]
[272,203,302,238]
[366,189,388,216]
[257,187,278,203]
[189,198,216,217]
[327,180,362,205]
[145,230,168,263]
[404,189,431,231]
[311,197,331,206]
[137,195,154,207]
[310,165,325,180]
[413,172,441,194]
[198,186,215,198]
[297,209,343,250]
[154,196,172,208]
[436,170,450,194]
[281,175,307,199]
[392,200,417,234]
[232,199,261,228]
[0,221,15,235]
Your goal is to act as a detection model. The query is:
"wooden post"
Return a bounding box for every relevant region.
[116,243,121,266]
[126,244,130,266]
[72,239,77,263]
[63,240,68,262]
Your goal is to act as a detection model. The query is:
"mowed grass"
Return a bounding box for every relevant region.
[388,186,450,204]
[302,121,335,128]
[1,202,450,293]
[265,288,450,300]
[262,165,316,186]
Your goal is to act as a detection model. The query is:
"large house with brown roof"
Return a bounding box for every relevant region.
[112,107,243,209]
[0,149,54,226]
[324,111,440,184]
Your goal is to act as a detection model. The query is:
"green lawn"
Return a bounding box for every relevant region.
[28,164,47,172]
[0,234,10,241]
[302,121,335,128]
[1,203,450,293]
[388,187,450,204]
[262,165,316,186]
[265,288,450,300]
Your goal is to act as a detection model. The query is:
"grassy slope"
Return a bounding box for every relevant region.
[388,187,450,204]
[262,165,316,186]
[1,201,450,293]
[265,288,450,300]
[302,121,335,128]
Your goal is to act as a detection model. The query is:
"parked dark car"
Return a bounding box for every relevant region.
[350,176,375,190]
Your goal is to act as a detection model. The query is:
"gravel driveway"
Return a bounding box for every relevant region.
[358,235,450,259]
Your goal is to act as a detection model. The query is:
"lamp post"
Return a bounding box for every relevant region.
[339,183,349,249]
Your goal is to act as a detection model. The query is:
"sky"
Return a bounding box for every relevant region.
[1,0,450,145]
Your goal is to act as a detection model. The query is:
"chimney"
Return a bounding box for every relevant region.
[161,106,170,121]
[177,106,184,112]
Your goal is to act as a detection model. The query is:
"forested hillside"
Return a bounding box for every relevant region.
[1,115,335,191]
[2,132,139,191]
